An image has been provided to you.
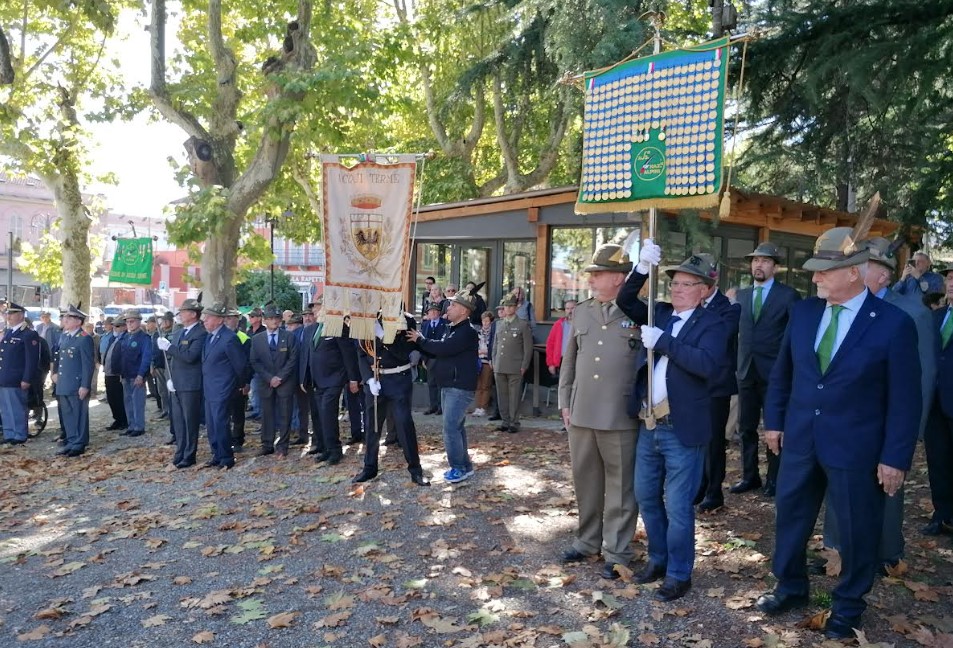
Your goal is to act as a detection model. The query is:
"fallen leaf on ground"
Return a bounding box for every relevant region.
[142,614,171,627]
[16,625,51,641]
[192,631,215,644]
[267,611,298,629]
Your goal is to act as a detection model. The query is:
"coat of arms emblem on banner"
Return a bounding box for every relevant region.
[349,195,384,261]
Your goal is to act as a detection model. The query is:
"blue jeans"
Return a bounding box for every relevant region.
[122,378,147,431]
[248,380,261,417]
[0,386,28,441]
[440,388,474,472]
[635,422,705,581]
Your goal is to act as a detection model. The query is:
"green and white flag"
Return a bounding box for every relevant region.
[109,237,154,285]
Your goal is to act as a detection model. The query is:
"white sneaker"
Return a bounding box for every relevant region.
[472,408,485,417]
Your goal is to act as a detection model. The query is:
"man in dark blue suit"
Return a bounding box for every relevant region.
[199,301,248,469]
[0,302,39,445]
[116,309,152,437]
[756,227,921,640]
[616,244,729,602]
[732,243,801,496]
[298,316,361,465]
[924,262,953,536]
[420,303,447,415]
[695,255,741,513]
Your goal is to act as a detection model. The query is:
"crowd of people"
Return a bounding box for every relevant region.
[0,225,950,639]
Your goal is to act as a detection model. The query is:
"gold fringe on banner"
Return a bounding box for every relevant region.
[575,193,719,215]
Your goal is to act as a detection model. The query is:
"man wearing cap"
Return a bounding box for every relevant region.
[407,289,480,483]
[151,313,174,422]
[617,242,729,601]
[732,242,801,497]
[820,237,935,570]
[223,307,252,452]
[250,306,299,457]
[115,309,152,437]
[102,316,128,431]
[295,301,321,451]
[756,227,921,639]
[0,302,40,445]
[198,301,248,469]
[696,255,741,514]
[923,263,953,537]
[420,303,447,415]
[52,305,95,456]
[144,316,162,413]
[288,308,315,447]
[492,292,533,434]
[156,299,208,468]
[36,310,61,350]
[893,250,943,296]
[298,306,361,465]
[353,312,429,486]
[246,308,266,421]
[557,244,643,581]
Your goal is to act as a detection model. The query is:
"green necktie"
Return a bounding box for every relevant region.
[753,286,764,321]
[941,309,953,348]
[311,322,324,349]
[817,305,845,373]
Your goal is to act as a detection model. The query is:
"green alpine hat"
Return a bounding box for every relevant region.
[664,253,718,286]
[745,242,783,263]
[202,301,229,317]
[178,298,203,314]
[802,226,870,272]
[583,243,633,274]
[863,237,898,271]
[449,289,478,312]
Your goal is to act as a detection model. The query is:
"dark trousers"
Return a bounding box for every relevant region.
[700,395,731,502]
[426,359,440,410]
[312,384,344,457]
[261,386,293,452]
[228,388,247,448]
[170,390,202,465]
[773,451,884,619]
[104,375,127,427]
[294,387,311,443]
[147,372,161,409]
[737,370,779,484]
[362,372,422,477]
[345,388,364,441]
[925,403,953,522]
[206,397,234,466]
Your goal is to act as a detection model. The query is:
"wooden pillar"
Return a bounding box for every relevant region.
[534,221,548,322]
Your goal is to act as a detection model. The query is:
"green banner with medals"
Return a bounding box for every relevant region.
[109,237,154,285]
[576,37,730,214]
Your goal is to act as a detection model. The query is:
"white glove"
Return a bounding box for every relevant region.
[640,325,664,349]
[367,377,381,396]
[636,239,662,274]
[156,337,171,351]
[166,378,176,393]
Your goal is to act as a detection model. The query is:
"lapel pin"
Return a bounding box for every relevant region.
[869,312,876,318]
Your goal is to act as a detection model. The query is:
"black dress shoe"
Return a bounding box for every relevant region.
[165,437,175,445]
[176,461,195,469]
[507,427,519,434]
[824,613,861,640]
[755,590,809,615]
[349,436,364,444]
[312,452,330,462]
[729,477,763,494]
[127,430,145,437]
[157,412,168,420]
[66,449,84,457]
[383,437,399,446]
[495,425,510,432]
[256,448,274,457]
[762,481,777,497]
[200,460,219,469]
[423,408,436,415]
[600,562,621,580]
[325,454,343,466]
[352,469,378,483]
[921,519,952,536]
[561,548,590,563]
[307,446,324,455]
[697,497,724,513]
[232,445,245,453]
[655,577,692,601]
[410,474,430,487]
[56,448,71,456]
[488,413,502,421]
[635,561,666,584]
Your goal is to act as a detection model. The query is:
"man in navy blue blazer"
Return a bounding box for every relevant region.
[756,227,921,640]
[616,243,729,602]
[924,262,953,536]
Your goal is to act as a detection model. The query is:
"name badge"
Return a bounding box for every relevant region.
[620,319,635,329]
[279,346,288,352]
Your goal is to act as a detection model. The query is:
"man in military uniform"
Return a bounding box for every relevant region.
[224,307,252,452]
[116,309,152,437]
[492,293,534,433]
[353,312,429,486]
[152,312,174,422]
[756,227,921,639]
[558,244,642,580]
[156,299,207,468]
[249,305,299,457]
[198,301,248,469]
[0,302,40,445]
[246,307,266,420]
[52,304,95,457]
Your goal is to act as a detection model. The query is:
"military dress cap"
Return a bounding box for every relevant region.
[262,305,282,319]
[63,303,88,320]
[448,289,478,312]
[123,308,143,320]
[178,298,203,314]
[802,226,870,271]
[202,301,229,317]
[583,243,634,274]
[5,301,26,313]
[745,241,784,263]
[664,253,719,286]
[499,293,518,307]
[864,237,899,271]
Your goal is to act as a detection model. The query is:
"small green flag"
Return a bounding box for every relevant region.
[109,237,154,285]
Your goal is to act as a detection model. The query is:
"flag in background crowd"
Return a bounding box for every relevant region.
[575,36,730,214]
[108,237,154,285]
[320,154,417,343]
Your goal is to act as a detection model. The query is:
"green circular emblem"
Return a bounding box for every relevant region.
[634,147,665,181]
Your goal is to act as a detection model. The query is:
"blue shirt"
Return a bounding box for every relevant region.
[752,277,775,308]
[813,289,869,359]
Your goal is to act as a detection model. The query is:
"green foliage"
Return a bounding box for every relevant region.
[235,269,303,312]
[17,231,65,289]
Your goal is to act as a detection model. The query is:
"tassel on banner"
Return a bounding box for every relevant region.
[719,189,732,218]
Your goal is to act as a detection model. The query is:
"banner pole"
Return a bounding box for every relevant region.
[645,14,663,416]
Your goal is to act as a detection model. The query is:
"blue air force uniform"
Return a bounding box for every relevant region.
[54,323,95,453]
[0,309,40,442]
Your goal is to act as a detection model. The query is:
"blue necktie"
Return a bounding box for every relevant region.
[269,333,277,350]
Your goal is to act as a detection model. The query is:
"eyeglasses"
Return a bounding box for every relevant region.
[446,289,457,293]
[668,280,705,289]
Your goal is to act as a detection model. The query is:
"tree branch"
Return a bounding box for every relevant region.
[148,0,209,141]
[492,73,520,189]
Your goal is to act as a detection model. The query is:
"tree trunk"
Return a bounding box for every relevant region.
[711,0,725,37]
[200,216,242,305]
[0,26,13,84]
[49,174,92,312]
